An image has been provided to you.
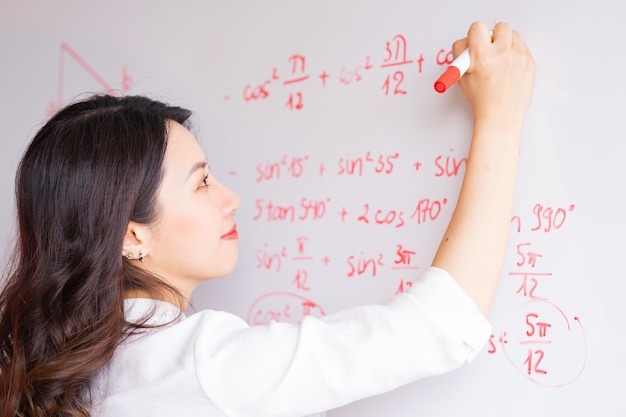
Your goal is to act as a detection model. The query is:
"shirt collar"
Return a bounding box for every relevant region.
[123,298,185,326]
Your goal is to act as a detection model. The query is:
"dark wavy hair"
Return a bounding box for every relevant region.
[0,94,192,417]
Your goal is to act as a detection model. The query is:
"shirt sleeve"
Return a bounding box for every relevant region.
[193,267,492,417]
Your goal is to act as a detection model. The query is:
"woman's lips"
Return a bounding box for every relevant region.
[221,224,238,240]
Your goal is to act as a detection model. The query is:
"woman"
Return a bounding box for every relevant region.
[0,21,534,417]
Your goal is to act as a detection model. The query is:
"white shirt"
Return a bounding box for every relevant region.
[92,267,491,417]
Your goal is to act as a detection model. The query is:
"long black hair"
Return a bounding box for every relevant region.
[0,94,192,417]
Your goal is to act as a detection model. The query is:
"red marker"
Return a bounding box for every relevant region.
[434,47,470,93]
[435,30,493,93]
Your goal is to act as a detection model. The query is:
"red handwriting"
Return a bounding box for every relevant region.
[244,67,280,102]
[381,34,413,68]
[337,151,399,176]
[283,54,309,110]
[243,80,271,101]
[525,312,552,339]
[254,240,423,280]
[285,91,304,110]
[247,292,326,325]
[256,243,287,272]
[357,204,405,228]
[435,49,454,65]
[253,197,330,222]
[410,198,448,224]
[393,244,420,294]
[339,56,373,86]
[292,269,311,291]
[251,152,475,180]
[487,200,587,386]
[255,155,309,182]
[511,203,576,233]
[254,237,333,277]
[516,242,544,268]
[252,196,451,227]
[508,202,576,300]
[382,71,407,96]
[434,149,468,177]
[524,349,548,376]
[346,251,384,278]
[393,244,417,268]
[290,237,314,291]
[345,243,421,279]
[283,54,310,85]
[511,271,551,300]
[380,34,419,96]
[496,300,587,386]
[395,279,414,294]
[531,203,576,233]
[234,33,455,108]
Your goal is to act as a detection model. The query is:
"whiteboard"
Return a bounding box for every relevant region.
[0,1,624,416]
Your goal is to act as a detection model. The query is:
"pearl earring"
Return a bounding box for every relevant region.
[125,252,134,260]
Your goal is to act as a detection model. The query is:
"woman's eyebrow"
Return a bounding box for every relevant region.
[186,161,208,181]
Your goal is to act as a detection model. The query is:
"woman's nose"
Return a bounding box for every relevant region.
[220,184,240,216]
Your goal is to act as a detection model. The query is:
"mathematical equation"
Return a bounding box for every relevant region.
[485,203,587,387]
[254,149,467,182]
[249,150,465,232]
[248,236,421,325]
[227,33,455,109]
[247,199,587,387]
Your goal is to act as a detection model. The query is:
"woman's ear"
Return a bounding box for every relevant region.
[122,221,152,261]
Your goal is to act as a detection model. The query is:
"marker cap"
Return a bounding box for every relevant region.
[434,66,461,93]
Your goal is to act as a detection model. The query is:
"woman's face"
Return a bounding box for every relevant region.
[143,121,240,297]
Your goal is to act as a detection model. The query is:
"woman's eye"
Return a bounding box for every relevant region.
[199,175,209,187]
